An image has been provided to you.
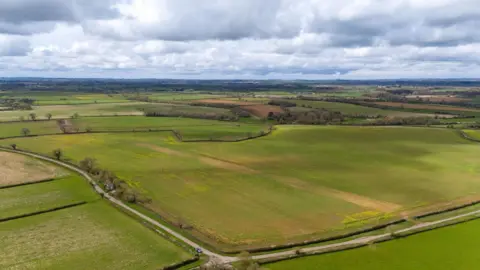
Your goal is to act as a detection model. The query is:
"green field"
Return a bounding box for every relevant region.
[147,93,227,101]
[3,126,480,249]
[0,103,148,121]
[286,100,435,117]
[1,201,191,270]
[266,218,480,270]
[0,175,98,220]
[71,116,266,140]
[461,129,480,140]
[0,120,60,138]
[0,92,130,105]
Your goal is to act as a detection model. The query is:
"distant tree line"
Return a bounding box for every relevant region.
[144,110,239,121]
[267,99,297,107]
[269,108,344,125]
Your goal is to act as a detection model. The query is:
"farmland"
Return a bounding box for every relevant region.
[0,151,192,269]
[0,151,65,186]
[3,125,480,249]
[370,102,480,115]
[266,218,480,270]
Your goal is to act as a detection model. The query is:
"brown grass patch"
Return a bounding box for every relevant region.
[372,102,480,112]
[240,105,284,118]
[279,177,401,212]
[0,152,62,187]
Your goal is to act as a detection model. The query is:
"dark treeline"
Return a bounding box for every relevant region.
[267,100,297,107]
[269,109,344,125]
[0,98,34,110]
[144,110,239,121]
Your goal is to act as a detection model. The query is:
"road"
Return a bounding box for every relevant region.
[4,148,480,265]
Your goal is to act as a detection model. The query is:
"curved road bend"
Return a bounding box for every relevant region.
[5,148,480,265]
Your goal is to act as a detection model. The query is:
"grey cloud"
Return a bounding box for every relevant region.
[0,38,31,56]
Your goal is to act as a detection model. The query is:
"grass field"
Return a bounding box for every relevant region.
[0,201,191,270]
[461,129,480,140]
[266,218,480,270]
[0,120,60,138]
[71,116,267,140]
[3,126,480,248]
[0,175,98,220]
[0,151,66,186]
[285,100,437,117]
[0,91,130,105]
[0,102,148,121]
[147,93,227,101]
[370,102,480,116]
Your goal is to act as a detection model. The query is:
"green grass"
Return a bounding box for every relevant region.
[0,103,148,121]
[286,100,433,117]
[462,129,480,140]
[0,120,60,138]
[0,175,98,220]
[3,126,480,248]
[0,92,131,105]
[71,116,266,140]
[0,201,191,270]
[266,218,480,270]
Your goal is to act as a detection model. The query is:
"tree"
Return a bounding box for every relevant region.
[52,149,63,160]
[21,128,30,137]
[29,113,37,121]
[46,113,52,120]
[71,112,80,119]
[19,116,25,122]
[79,157,97,173]
[10,144,17,150]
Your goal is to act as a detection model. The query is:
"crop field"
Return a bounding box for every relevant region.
[266,218,480,270]
[0,201,191,270]
[3,126,480,248]
[111,103,235,115]
[0,120,60,138]
[285,100,437,117]
[0,151,66,187]
[0,175,98,220]
[241,104,285,118]
[0,102,148,121]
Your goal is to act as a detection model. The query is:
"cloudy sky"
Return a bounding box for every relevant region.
[0,0,478,79]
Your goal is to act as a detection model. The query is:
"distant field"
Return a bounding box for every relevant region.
[3,126,480,249]
[0,151,66,187]
[372,102,480,114]
[267,218,480,270]
[461,130,480,140]
[0,175,97,220]
[0,103,148,121]
[148,93,227,101]
[0,201,191,270]
[0,120,60,138]
[114,103,234,115]
[285,100,437,117]
[0,92,130,105]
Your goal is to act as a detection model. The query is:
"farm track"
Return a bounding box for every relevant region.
[3,147,480,267]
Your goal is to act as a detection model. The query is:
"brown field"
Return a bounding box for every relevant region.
[0,152,64,186]
[373,102,480,112]
[194,99,257,106]
[241,104,284,117]
[405,95,468,102]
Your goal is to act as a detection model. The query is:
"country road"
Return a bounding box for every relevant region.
[4,147,480,267]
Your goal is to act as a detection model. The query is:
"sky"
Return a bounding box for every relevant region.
[0,0,479,79]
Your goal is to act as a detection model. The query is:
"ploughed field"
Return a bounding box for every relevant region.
[266,218,480,270]
[3,125,480,250]
[0,152,191,269]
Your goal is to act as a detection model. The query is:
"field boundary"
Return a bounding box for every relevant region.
[0,177,54,189]
[0,201,87,223]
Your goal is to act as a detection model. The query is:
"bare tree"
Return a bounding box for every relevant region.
[21,128,30,137]
[19,116,25,122]
[79,157,97,173]
[46,113,52,120]
[10,144,17,150]
[29,113,37,121]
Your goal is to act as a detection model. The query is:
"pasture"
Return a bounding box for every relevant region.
[371,101,480,116]
[0,120,60,138]
[0,175,97,220]
[266,218,480,270]
[3,126,480,249]
[0,151,66,187]
[0,201,191,270]
[0,102,148,121]
[0,91,130,105]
